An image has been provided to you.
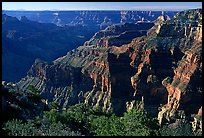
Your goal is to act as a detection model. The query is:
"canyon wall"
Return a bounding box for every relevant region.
[12,9,202,126]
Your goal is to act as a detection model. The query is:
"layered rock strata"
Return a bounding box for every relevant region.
[14,9,202,125]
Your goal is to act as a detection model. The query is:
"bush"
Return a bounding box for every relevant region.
[50,101,60,110]
[2,103,161,136]
[28,85,40,96]
[159,120,194,136]
[89,114,125,136]
[88,109,160,136]
[2,118,81,136]
[34,118,81,136]
[2,119,39,136]
[43,109,60,124]
[162,76,172,86]
[123,109,160,136]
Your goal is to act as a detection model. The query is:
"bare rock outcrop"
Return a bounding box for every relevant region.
[14,9,202,127]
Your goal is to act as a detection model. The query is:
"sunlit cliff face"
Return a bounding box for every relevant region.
[7,9,201,125]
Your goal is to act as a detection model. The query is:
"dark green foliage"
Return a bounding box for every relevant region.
[27,85,40,100]
[37,121,81,136]
[2,118,81,136]
[163,76,172,85]
[89,114,125,136]
[122,109,160,136]
[43,109,60,124]
[42,103,95,135]
[2,86,44,122]
[86,108,160,136]
[3,84,197,136]
[28,85,39,94]
[159,120,194,136]
[31,117,81,136]
[50,101,60,110]
[4,102,197,136]
[146,37,157,49]
[39,103,160,136]
[194,130,202,136]
[2,119,39,136]
[87,108,160,136]
[148,32,157,40]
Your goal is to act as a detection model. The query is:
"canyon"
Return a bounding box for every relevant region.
[3,10,175,29]
[2,9,202,134]
[2,10,175,82]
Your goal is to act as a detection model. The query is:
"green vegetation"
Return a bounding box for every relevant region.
[50,101,60,110]
[2,119,38,136]
[146,37,157,49]
[27,85,40,99]
[2,103,160,136]
[159,120,194,136]
[2,118,81,136]
[3,83,199,136]
[148,32,157,40]
[172,78,180,87]
[89,114,124,136]
[2,82,201,136]
[123,109,159,136]
[162,76,172,86]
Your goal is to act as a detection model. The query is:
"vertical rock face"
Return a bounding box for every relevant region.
[192,106,202,133]
[15,9,202,127]
[156,9,202,125]
[147,15,170,36]
[108,52,137,114]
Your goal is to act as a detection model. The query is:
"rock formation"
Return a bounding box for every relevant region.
[84,22,154,47]
[3,10,175,29]
[11,9,202,130]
